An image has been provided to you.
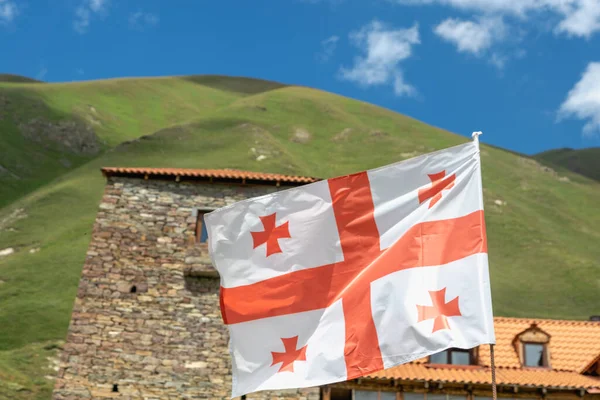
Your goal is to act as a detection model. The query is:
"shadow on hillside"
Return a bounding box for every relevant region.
[0,87,99,208]
[0,74,44,84]
[179,74,287,95]
[534,148,600,183]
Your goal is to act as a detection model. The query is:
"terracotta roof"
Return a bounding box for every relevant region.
[366,317,600,390]
[100,167,319,185]
[368,363,600,390]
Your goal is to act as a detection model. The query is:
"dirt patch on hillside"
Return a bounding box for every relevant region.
[0,208,27,232]
[290,128,311,144]
[332,128,391,143]
[332,128,353,142]
[237,123,283,162]
[19,117,101,155]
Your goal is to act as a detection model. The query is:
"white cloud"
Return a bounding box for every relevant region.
[434,16,510,69]
[393,0,539,16]
[434,16,506,55]
[74,0,108,34]
[555,0,600,38]
[318,35,339,62]
[129,11,159,30]
[393,0,600,38]
[74,6,91,33]
[558,62,600,137]
[339,20,420,96]
[393,70,417,97]
[0,0,17,24]
[89,0,106,13]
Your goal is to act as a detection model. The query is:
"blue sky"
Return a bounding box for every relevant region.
[2,0,600,155]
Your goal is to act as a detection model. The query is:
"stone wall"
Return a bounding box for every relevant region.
[53,176,321,400]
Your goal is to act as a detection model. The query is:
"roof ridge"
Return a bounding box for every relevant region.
[221,168,310,177]
[100,166,320,184]
[494,316,600,326]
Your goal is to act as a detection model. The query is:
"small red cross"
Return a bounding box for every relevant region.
[416,288,462,333]
[271,336,307,373]
[251,213,291,257]
[418,170,456,208]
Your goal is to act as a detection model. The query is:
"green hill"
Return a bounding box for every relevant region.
[0,75,599,399]
[0,74,44,84]
[535,147,600,183]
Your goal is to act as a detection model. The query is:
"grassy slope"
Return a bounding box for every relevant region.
[0,341,61,400]
[0,75,282,207]
[535,147,600,182]
[0,76,599,398]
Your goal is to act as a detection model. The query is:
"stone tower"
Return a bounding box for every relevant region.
[52,167,322,400]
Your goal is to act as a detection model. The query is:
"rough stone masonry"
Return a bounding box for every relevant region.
[52,170,321,400]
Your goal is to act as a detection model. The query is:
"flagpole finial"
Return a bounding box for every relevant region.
[472,131,483,146]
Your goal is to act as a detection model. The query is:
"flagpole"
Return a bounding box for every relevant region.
[490,344,497,400]
[472,131,497,400]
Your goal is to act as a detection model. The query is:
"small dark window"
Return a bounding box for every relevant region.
[429,351,447,364]
[429,348,474,365]
[329,388,352,400]
[451,350,471,365]
[523,343,546,367]
[130,285,137,293]
[354,391,395,400]
[112,384,119,393]
[195,212,209,244]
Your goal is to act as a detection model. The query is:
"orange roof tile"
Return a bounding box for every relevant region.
[368,363,600,390]
[100,167,319,185]
[367,317,600,390]
[480,317,600,372]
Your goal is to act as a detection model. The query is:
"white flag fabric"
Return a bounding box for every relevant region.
[205,139,495,398]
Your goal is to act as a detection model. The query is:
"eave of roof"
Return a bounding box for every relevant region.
[100,167,320,186]
[365,364,600,391]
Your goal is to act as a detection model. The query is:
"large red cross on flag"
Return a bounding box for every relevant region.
[205,138,495,397]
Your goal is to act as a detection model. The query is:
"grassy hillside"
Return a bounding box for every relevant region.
[0,74,43,84]
[0,75,282,207]
[535,147,600,182]
[0,75,599,399]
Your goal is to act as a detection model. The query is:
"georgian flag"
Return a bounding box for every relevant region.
[205,137,495,398]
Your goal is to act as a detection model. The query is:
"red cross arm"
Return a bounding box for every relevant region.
[418,171,456,208]
[271,336,307,373]
[417,288,462,333]
[219,209,487,324]
[251,214,291,257]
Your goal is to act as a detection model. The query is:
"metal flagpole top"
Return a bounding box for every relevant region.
[472,131,483,142]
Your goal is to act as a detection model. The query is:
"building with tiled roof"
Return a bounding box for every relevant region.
[100,166,320,185]
[324,317,600,400]
[53,167,600,400]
